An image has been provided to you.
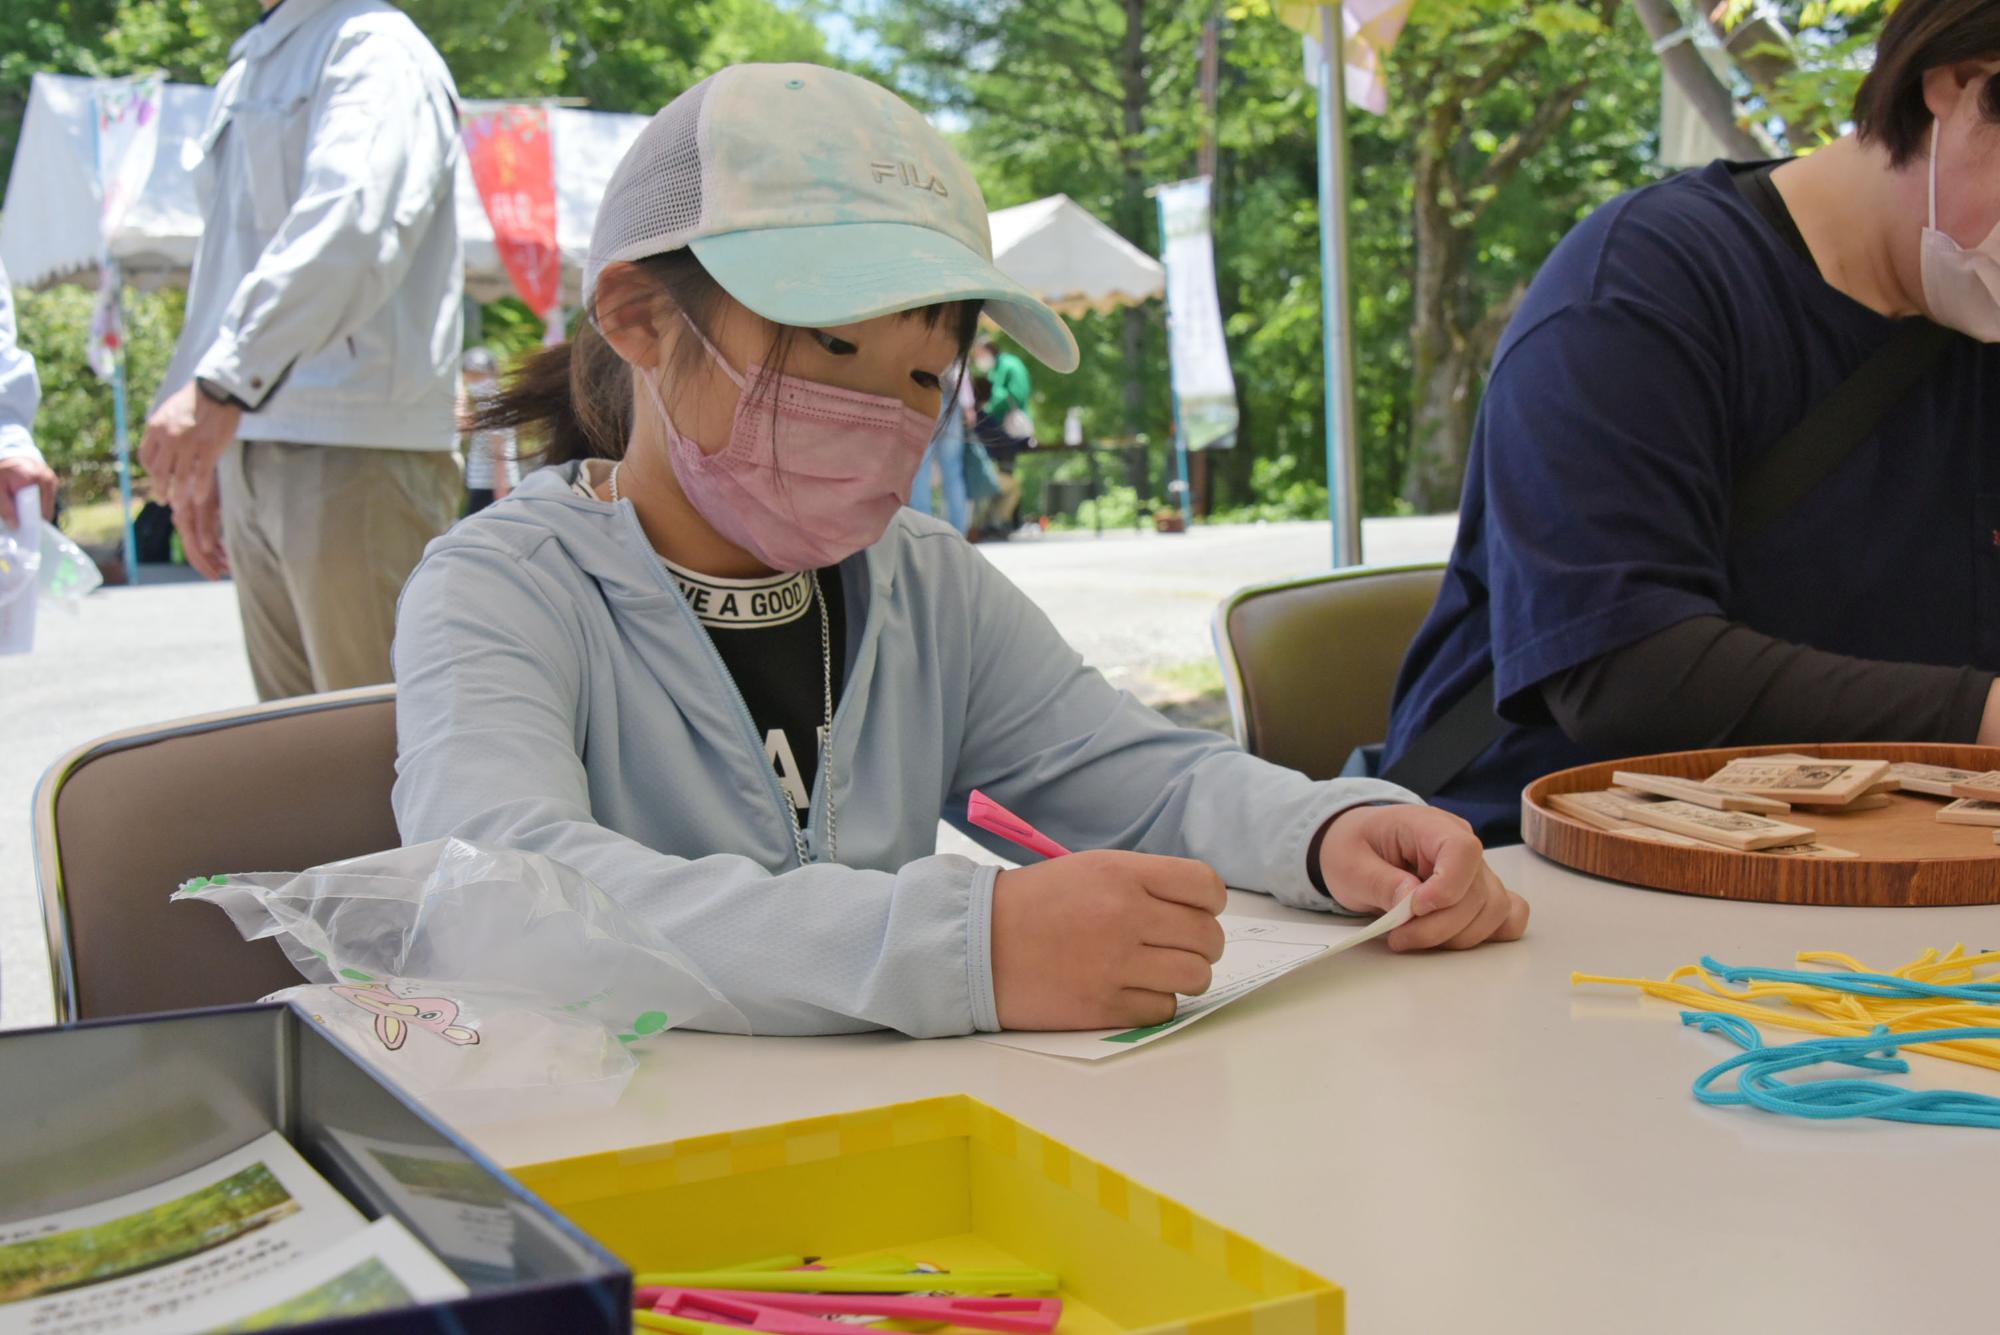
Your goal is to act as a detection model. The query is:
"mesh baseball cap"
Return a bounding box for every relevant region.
[583,63,1079,373]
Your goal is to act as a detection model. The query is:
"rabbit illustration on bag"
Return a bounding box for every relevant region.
[331,982,481,1052]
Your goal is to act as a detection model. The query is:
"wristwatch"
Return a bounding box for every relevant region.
[195,376,247,409]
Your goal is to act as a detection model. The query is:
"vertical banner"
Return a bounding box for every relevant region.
[1155,177,1238,453]
[461,105,562,334]
[1282,0,1417,114]
[88,73,163,380]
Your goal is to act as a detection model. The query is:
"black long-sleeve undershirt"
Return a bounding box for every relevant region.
[1538,616,1992,755]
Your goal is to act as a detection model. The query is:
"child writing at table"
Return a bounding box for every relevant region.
[392,64,1528,1039]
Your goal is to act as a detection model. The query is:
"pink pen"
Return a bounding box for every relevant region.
[967,790,1071,860]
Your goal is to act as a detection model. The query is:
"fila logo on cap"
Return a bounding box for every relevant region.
[871,160,950,197]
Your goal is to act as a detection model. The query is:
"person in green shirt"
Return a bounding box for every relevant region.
[971,335,1033,537]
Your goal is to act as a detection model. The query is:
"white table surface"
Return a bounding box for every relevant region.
[468,845,2000,1333]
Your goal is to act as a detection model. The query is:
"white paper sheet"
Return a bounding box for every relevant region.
[977,897,1414,1061]
[161,1217,466,1333]
[0,1132,364,1334]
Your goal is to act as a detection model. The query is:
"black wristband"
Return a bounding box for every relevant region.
[1305,817,1334,897]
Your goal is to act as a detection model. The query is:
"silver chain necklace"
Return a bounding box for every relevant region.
[611,462,837,867]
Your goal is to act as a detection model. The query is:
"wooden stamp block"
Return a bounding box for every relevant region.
[1705,758,1892,805]
[1620,800,1818,850]
[1611,771,1791,812]
[1938,799,2000,828]
[1890,762,1983,797]
[1548,790,1650,832]
[1947,771,2000,803]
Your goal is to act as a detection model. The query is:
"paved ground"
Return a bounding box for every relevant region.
[0,515,1455,1029]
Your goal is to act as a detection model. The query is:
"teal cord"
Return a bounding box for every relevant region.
[1697,955,2000,1004]
[1683,1013,2000,1129]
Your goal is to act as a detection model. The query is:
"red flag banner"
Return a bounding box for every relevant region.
[462,104,560,318]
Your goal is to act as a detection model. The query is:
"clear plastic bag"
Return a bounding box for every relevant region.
[174,838,747,1124]
[1,488,105,656]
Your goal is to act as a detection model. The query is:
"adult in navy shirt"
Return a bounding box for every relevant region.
[1385,0,2000,841]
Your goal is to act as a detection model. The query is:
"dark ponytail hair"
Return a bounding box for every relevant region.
[469,250,985,467]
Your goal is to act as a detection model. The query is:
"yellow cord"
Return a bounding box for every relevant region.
[1572,944,2000,1074]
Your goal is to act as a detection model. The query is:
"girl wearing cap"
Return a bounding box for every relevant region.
[393,64,1527,1039]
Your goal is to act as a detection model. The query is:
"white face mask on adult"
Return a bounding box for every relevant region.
[1921,120,2000,341]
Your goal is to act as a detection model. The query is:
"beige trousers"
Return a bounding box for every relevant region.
[219,441,460,701]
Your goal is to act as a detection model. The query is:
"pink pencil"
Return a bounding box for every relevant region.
[646,1290,1063,1335]
[967,790,1072,860]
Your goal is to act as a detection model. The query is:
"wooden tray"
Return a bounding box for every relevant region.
[1521,743,2000,906]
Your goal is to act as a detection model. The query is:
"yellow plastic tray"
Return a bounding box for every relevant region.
[513,1095,1341,1335]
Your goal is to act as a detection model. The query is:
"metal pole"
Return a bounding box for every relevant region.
[1155,190,1194,528]
[108,266,139,584]
[1315,3,1363,567]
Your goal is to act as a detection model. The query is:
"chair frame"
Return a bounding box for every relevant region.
[1210,562,1443,755]
[29,685,396,1024]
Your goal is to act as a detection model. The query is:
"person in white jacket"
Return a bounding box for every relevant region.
[0,260,55,526]
[140,0,464,699]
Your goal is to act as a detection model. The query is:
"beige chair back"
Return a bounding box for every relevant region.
[31,686,400,1022]
[1212,565,1446,781]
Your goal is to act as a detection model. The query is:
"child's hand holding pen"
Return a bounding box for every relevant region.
[973,792,1527,1031]
[989,849,1228,1032]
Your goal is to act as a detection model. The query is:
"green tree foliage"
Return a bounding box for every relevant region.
[1389,0,1660,510]
[867,0,1662,515]
[1713,0,1891,147]
[15,284,184,502]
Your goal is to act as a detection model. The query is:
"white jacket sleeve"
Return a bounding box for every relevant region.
[195,31,459,408]
[391,543,1000,1038]
[0,261,41,464]
[950,547,1422,912]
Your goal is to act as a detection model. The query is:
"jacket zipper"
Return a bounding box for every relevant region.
[621,503,826,868]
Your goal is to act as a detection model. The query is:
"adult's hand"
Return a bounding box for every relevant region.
[990,849,1227,1030]
[174,484,230,580]
[140,382,241,515]
[0,454,56,525]
[1317,804,1528,951]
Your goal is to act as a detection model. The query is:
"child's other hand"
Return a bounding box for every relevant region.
[1318,805,1528,951]
[990,851,1227,1031]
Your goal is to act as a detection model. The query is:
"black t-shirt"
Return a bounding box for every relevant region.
[1385,159,2000,838]
[659,555,848,823]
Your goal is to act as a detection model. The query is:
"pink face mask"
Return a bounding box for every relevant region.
[641,320,938,572]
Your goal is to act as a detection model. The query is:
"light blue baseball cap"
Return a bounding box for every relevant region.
[583,64,1079,373]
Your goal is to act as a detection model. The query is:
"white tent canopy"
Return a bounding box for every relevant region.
[1,74,210,290]
[2,76,1160,329]
[987,193,1162,317]
[0,73,649,304]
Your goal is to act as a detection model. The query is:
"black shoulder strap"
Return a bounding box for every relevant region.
[1384,314,1958,799]
[1730,318,1957,535]
[1381,672,1501,798]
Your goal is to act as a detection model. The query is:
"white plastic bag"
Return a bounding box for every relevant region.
[174,838,746,1124]
[0,488,104,656]
[266,980,638,1125]
[0,486,42,655]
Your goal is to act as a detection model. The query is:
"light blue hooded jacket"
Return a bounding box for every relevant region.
[392,463,1421,1038]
